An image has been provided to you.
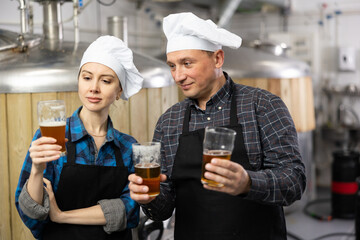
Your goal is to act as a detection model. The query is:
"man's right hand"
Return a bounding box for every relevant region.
[128,174,167,204]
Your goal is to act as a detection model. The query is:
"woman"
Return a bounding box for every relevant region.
[15,36,143,240]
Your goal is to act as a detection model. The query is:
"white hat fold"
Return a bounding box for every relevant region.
[163,12,242,53]
[80,35,144,100]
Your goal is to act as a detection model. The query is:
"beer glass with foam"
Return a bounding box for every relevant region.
[37,100,66,156]
[132,142,161,197]
[201,126,236,187]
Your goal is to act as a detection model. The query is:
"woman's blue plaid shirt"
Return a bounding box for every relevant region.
[15,107,139,239]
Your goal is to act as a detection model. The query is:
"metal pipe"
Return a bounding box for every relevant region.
[261,0,290,8]
[42,1,63,40]
[17,0,28,35]
[73,0,80,44]
[217,0,243,28]
[107,16,128,46]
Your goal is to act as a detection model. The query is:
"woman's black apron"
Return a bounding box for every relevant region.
[43,125,132,240]
[171,88,286,240]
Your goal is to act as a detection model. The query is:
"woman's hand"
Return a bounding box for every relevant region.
[27,137,62,205]
[128,174,167,204]
[29,137,62,173]
[43,178,63,223]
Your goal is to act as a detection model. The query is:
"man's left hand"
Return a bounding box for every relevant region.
[203,158,251,196]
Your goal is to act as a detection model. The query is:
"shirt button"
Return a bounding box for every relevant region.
[218,106,222,110]
[207,117,211,121]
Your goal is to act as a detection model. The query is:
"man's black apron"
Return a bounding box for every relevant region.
[171,88,286,240]
[43,125,132,240]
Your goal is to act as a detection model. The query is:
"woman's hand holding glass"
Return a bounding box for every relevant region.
[29,137,62,173]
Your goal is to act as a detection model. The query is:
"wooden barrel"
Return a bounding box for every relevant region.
[0,85,178,240]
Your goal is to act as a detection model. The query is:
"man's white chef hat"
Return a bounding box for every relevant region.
[80,35,144,100]
[163,12,242,54]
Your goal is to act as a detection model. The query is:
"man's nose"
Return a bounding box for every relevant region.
[174,68,186,83]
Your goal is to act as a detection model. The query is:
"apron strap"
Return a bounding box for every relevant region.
[65,119,124,167]
[182,83,238,133]
[182,104,192,133]
[66,122,76,166]
[114,143,124,167]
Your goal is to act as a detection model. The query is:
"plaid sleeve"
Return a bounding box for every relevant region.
[140,117,176,221]
[118,134,140,229]
[245,92,306,206]
[15,129,55,239]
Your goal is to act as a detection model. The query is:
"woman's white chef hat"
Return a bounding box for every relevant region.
[163,12,242,54]
[80,35,144,100]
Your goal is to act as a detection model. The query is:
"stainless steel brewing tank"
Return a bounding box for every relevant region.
[0,32,173,93]
[222,47,310,79]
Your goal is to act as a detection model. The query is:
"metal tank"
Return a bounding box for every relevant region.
[222,40,315,213]
[0,1,175,239]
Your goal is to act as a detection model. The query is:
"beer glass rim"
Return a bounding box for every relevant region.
[132,142,161,147]
[37,99,65,105]
[205,126,236,136]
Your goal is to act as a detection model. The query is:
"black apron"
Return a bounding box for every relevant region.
[171,88,286,240]
[43,125,132,240]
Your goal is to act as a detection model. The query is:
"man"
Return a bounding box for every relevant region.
[129,12,306,240]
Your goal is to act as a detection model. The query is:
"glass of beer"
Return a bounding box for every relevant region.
[201,126,236,187]
[37,100,66,156]
[132,142,161,197]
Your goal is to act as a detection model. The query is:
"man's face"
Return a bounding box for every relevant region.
[166,49,224,103]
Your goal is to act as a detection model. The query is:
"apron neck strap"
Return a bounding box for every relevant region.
[182,85,238,133]
[182,104,192,133]
[229,86,238,126]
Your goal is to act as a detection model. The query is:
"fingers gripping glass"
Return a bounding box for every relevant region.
[201,126,236,187]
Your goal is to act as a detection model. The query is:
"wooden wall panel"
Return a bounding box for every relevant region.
[57,92,82,118]
[147,88,162,141]
[31,93,58,135]
[130,89,148,143]
[304,77,316,131]
[163,85,178,113]
[0,94,11,240]
[110,99,130,135]
[7,94,34,240]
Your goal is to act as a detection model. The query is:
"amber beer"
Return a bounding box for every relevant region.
[201,150,231,187]
[132,142,161,197]
[40,122,66,155]
[135,163,161,197]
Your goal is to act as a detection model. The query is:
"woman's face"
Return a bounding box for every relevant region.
[78,62,122,114]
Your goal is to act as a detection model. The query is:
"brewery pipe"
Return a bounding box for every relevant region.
[17,0,28,35]
[217,0,243,28]
[43,1,63,40]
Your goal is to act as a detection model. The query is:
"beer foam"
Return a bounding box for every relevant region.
[133,143,160,164]
[39,121,66,127]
